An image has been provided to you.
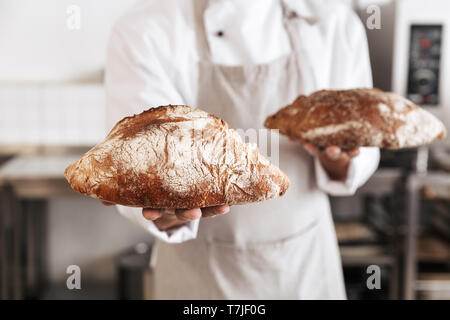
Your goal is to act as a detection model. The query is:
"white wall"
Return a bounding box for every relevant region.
[0,0,137,82]
[0,0,138,144]
[0,84,106,145]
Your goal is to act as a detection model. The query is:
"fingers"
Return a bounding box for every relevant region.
[323,146,360,160]
[301,141,360,161]
[142,208,163,221]
[347,148,360,158]
[153,215,185,231]
[324,146,342,160]
[201,204,230,218]
[143,208,181,230]
[175,208,202,222]
[303,143,318,156]
[101,200,115,206]
[144,205,230,231]
[324,146,360,159]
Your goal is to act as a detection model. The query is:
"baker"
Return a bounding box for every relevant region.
[103,0,380,299]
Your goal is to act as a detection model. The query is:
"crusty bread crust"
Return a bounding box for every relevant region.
[65,105,289,208]
[264,88,446,150]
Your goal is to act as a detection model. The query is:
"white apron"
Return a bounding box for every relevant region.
[152,5,346,300]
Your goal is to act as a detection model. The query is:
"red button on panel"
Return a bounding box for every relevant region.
[420,37,431,49]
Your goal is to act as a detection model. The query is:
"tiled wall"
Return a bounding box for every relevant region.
[0,84,106,146]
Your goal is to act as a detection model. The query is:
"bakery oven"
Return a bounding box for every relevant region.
[359,0,450,169]
[391,0,450,143]
[334,1,450,300]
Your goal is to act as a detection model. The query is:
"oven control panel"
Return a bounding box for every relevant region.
[407,25,442,106]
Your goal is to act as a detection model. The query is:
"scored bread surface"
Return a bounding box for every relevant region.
[65,105,289,208]
[264,88,446,150]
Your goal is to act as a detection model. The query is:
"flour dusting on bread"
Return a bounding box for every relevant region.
[65,105,289,208]
[264,88,446,149]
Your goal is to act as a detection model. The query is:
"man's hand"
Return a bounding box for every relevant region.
[303,143,360,181]
[141,206,230,231]
[101,200,230,231]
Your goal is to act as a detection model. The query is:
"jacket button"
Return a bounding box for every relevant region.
[216,31,224,37]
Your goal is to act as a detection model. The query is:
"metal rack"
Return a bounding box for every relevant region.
[404,172,450,299]
[335,168,450,300]
[0,151,85,299]
[334,168,403,299]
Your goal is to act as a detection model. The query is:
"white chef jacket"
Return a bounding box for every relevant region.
[105,0,380,243]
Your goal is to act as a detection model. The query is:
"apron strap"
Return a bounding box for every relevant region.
[194,0,213,61]
[281,0,318,91]
[281,0,304,79]
[281,0,300,53]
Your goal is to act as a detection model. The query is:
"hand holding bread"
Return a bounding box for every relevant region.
[65,105,289,215]
[101,200,229,230]
[265,88,446,150]
[303,144,360,181]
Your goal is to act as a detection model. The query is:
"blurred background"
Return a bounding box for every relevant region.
[0,0,449,300]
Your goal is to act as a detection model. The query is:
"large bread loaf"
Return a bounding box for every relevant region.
[264,88,446,150]
[65,105,289,208]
